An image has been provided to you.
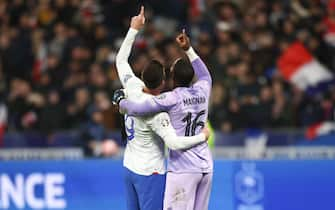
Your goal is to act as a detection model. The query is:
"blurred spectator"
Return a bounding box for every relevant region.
[88,63,110,94]
[81,108,119,157]
[209,82,227,131]
[39,90,65,135]
[271,80,293,127]
[66,87,90,129]
[7,79,44,131]
[0,98,7,147]
[223,98,244,132]
[323,1,335,47]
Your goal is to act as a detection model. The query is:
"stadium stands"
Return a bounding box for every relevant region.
[0,0,334,156]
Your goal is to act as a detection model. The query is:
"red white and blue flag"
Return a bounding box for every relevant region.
[277,41,334,94]
[305,121,335,140]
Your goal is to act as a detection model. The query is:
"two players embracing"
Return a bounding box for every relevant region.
[113,6,213,210]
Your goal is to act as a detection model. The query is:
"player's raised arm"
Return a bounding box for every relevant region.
[176,30,212,85]
[116,6,145,88]
[115,91,177,116]
[149,113,209,150]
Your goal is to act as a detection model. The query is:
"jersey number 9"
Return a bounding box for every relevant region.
[125,115,135,141]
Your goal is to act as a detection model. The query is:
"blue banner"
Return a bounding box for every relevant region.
[211,160,335,210]
[0,160,126,210]
[0,159,334,210]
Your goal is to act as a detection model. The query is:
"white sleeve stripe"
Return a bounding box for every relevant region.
[185,47,199,62]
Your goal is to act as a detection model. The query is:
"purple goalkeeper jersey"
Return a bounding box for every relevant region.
[120,55,213,173]
[159,81,212,173]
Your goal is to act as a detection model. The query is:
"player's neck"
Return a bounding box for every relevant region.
[174,84,189,88]
[143,87,161,96]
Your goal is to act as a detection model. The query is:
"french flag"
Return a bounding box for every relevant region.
[305,121,335,140]
[277,41,335,95]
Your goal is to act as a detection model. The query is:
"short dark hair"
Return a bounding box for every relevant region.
[141,60,165,89]
[172,59,194,87]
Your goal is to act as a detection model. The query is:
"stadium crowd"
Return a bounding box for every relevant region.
[1,0,335,150]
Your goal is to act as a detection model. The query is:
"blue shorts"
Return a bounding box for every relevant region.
[124,167,166,210]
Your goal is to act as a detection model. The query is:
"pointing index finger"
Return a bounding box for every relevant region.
[140,6,145,16]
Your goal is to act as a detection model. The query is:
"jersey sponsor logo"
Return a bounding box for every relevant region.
[183,96,206,106]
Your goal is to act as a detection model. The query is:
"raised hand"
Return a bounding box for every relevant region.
[130,6,145,30]
[176,29,191,51]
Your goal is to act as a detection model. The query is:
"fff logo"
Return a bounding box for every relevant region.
[235,163,264,210]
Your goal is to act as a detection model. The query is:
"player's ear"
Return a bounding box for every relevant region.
[161,80,166,88]
[156,79,165,92]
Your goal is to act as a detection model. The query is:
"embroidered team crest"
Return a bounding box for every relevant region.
[161,119,169,127]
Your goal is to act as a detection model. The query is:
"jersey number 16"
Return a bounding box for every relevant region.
[182,110,205,136]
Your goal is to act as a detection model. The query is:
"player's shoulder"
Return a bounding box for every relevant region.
[193,80,212,96]
[152,112,170,121]
[155,90,178,100]
[125,86,151,100]
[125,76,145,90]
[194,79,211,89]
[152,91,179,108]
